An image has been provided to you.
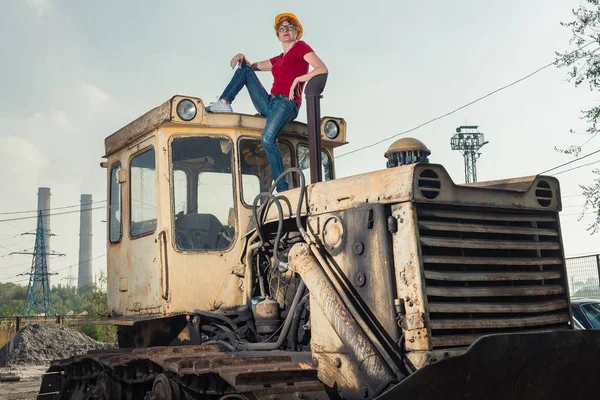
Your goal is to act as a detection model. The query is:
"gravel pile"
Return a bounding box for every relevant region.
[0,324,116,365]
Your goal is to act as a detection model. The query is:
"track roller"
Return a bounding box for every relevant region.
[144,374,180,400]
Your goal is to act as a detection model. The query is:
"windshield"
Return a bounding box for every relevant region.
[297,144,333,184]
[171,136,235,251]
[581,303,600,329]
[238,138,293,205]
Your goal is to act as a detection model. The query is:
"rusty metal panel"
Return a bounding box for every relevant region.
[426,285,564,297]
[412,165,562,211]
[423,270,561,281]
[415,201,571,354]
[417,208,557,222]
[420,237,561,250]
[391,202,431,352]
[422,255,563,265]
[429,313,570,330]
[418,220,558,236]
[429,299,568,313]
[406,348,467,370]
[104,99,171,157]
[307,205,400,341]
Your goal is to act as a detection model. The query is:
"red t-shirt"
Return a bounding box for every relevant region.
[269,41,314,105]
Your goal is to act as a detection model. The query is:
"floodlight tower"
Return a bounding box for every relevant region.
[450,125,489,184]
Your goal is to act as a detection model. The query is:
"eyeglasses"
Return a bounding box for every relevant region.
[278,25,296,33]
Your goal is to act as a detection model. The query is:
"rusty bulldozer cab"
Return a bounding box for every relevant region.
[37,80,600,400]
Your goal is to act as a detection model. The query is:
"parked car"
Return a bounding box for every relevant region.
[571,299,600,329]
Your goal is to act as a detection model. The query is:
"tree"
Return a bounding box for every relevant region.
[557,0,600,233]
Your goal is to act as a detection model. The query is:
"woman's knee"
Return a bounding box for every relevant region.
[261,131,277,147]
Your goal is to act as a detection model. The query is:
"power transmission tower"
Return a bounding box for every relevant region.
[450,125,489,184]
[61,267,76,289]
[12,210,64,317]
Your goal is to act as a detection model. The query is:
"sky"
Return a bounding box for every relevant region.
[1,0,599,287]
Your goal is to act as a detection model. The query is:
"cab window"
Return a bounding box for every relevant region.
[297,144,333,184]
[238,138,293,206]
[171,136,235,251]
[130,148,157,238]
[109,162,122,243]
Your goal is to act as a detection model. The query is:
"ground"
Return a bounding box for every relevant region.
[0,365,47,400]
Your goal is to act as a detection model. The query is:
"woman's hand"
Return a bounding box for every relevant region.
[230,53,246,68]
[289,78,301,100]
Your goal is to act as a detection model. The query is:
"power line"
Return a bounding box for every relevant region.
[550,158,600,176]
[0,200,106,216]
[0,262,32,271]
[540,148,600,175]
[336,43,598,159]
[50,254,107,274]
[4,253,108,278]
[579,132,598,149]
[0,206,105,223]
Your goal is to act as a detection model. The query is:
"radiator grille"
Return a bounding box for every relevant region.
[416,204,570,349]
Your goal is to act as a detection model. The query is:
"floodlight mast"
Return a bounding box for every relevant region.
[451,125,489,183]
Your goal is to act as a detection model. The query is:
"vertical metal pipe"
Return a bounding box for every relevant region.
[596,254,600,286]
[304,74,328,184]
[78,194,93,289]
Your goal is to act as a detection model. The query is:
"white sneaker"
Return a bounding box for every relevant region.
[206,100,233,113]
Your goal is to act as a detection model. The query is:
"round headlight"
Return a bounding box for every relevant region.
[176,99,197,121]
[324,120,340,139]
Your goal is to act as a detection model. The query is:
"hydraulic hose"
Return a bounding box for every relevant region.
[269,167,307,238]
[252,192,284,269]
[288,293,309,351]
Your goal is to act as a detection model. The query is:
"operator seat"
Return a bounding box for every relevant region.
[175,213,225,250]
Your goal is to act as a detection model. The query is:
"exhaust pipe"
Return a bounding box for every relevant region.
[304,74,328,184]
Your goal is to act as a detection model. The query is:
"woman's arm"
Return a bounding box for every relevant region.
[230,53,273,71]
[289,52,328,98]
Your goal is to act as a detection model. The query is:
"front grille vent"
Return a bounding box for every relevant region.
[418,169,441,200]
[416,204,569,349]
[535,180,553,208]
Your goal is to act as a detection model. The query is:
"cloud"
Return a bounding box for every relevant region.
[81,83,110,106]
[0,135,49,200]
[25,0,53,17]
[51,109,70,128]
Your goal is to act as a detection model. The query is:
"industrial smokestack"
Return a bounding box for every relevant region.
[37,187,51,286]
[77,194,93,289]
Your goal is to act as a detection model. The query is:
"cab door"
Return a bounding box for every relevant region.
[107,137,163,316]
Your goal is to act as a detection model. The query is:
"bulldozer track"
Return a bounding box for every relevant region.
[37,344,328,400]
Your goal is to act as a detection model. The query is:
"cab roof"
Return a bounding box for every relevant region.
[104,95,347,157]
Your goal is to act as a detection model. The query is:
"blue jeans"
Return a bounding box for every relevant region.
[220,64,299,192]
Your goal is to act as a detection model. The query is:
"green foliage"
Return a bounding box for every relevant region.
[79,324,117,343]
[0,282,26,316]
[580,170,600,233]
[557,1,600,135]
[0,274,116,343]
[558,1,600,233]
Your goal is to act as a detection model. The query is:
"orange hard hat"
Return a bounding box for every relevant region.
[274,12,303,40]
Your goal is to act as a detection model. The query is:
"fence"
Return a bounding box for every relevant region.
[565,254,600,299]
[0,315,108,348]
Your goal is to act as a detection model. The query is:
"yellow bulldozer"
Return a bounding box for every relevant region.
[38,76,599,399]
